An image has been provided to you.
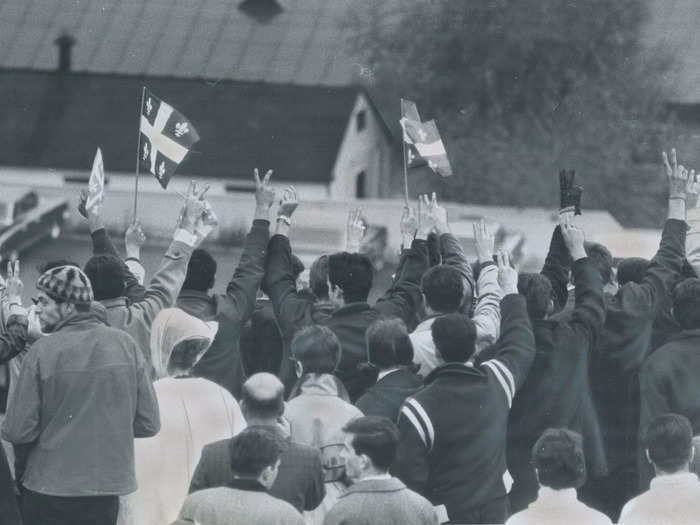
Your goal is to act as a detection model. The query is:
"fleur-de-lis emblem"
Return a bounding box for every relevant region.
[142,142,150,161]
[158,161,166,179]
[145,98,153,116]
[174,122,189,138]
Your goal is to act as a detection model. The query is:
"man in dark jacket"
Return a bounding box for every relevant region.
[504,219,606,513]
[638,278,700,489]
[393,252,535,524]
[355,318,423,422]
[266,189,428,399]
[189,373,325,513]
[175,169,275,398]
[583,149,691,519]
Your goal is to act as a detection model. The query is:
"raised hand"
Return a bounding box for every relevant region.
[125,220,147,259]
[473,219,494,264]
[346,208,366,252]
[254,168,276,210]
[497,251,518,295]
[417,193,438,238]
[278,186,299,219]
[400,205,418,238]
[559,169,583,215]
[180,180,209,232]
[663,148,691,200]
[6,260,22,304]
[560,215,587,261]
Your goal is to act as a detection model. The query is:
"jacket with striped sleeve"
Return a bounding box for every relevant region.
[393,294,535,523]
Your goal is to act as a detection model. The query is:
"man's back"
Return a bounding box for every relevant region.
[176,486,304,525]
[506,487,611,525]
[2,314,159,496]
[189,433,325,513]
[397,364,512,519]
[619,473,700,524]
[323,477,437,525]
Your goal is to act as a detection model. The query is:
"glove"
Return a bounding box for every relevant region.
[559,169,583,215]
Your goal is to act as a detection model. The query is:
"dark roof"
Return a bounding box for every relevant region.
[0,0,362,87]
[0,69,364,182]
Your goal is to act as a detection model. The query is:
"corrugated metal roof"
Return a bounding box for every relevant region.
[0,0,362,86]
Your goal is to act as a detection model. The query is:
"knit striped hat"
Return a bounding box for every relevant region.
[36,265,93,305]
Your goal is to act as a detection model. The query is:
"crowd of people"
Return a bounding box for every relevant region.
[0,151,700,524]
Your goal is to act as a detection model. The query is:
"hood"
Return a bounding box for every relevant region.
[150,307,219,379]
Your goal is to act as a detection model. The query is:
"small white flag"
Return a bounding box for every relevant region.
[86,148,105,213]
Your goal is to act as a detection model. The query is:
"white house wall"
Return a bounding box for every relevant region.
[329,93,394,200]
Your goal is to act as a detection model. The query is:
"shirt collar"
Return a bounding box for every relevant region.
[360,473,392,482]
[536,487,579,506]
[228,477,267,492]
[650,472,699,489]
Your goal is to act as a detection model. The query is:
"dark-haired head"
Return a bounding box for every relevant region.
[84,254,125,300]
[517,273,553,320]
[342,416,400,479]
[645,413,693,474]
[532,428,586,489]
[328,252,374,304]
[366,318,414,369]
[584,242,613,285]
[617,257,649,286]
[431,313,477,363]
[291,325,341,376]
[672,278,700,330]
[309,255,330,300]
[183,249,217,292]
[230,427,285,488]
[421,265,465,314]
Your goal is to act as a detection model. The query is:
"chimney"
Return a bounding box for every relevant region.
[54,33,76,73]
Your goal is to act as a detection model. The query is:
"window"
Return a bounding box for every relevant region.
[356,110,366,132]
[356,171,367,199]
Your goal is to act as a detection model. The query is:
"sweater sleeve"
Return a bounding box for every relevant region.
[374,239,428,324]
[217,220,270,324]
[393,404,431,497]
[637,219,687,317]
[480,294,536,408]
[540,226,572,313]
[686,204,700,277]
[439,232,475,298]
[568,257,605,348]
[471,262,503,354]
[265,234,315,342]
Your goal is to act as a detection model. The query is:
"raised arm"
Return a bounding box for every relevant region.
[80,189,148,304]
[373,196,432,322]
[126,181,211,326]
[560,221,605,346]
[216,169,274,322]
[480,252,535,407]
[471,220,503,354]
[633,149,691,316]
[0,262,28,364]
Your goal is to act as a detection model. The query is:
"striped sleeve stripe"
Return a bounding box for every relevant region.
[406,399,435,451]
[482,361,513,408]
[489,359,515,400]
[401,399,435,451]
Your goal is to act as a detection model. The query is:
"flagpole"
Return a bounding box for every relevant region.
[401,99,409,205]
[133,86,146,223]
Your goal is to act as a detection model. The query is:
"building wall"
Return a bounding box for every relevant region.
[329,93,395,200]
